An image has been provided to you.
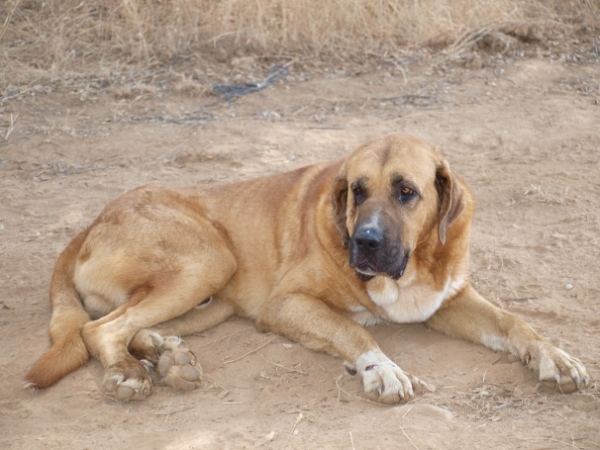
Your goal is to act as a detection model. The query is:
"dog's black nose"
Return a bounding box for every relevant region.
[353,227,383,251]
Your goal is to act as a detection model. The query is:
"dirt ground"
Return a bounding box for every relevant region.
[1,53,600,449]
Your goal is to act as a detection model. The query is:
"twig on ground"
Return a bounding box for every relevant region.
[259,354,309,375]
[399,424,420,450]
[500,297,537,303]
[223,336,277,364]
[401,405,414,419]
[197,327,254,348]
[3,114,17,142]
[283,412,303,448]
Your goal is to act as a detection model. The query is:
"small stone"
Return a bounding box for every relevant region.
[565,283,574,290]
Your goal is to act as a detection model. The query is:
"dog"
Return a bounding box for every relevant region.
[26,134,588,403]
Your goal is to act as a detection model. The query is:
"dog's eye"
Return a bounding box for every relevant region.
[398,186,417,203]
[352,185,366,205]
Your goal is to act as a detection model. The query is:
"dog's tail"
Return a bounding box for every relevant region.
[25,228,92,389]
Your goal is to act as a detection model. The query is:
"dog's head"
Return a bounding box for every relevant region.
[332,134,466,281]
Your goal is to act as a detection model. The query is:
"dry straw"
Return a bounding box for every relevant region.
[0,0,597,83]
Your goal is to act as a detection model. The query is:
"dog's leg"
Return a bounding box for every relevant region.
[258,293,426,404]
[131,297,235,348]
[426,284,588,391]
[81,256,236,401]
[128,298,235,390]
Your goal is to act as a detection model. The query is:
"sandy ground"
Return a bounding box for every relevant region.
[1,55,600,449]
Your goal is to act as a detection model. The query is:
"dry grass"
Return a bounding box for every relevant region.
[0,0,598,90]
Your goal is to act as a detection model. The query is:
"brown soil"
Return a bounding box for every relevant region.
[1,54,599,449]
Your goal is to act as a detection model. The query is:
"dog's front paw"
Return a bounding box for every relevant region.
[356,349,426,404]
[525,341,588,392]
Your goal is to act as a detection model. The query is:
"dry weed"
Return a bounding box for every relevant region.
[0,0,598,90]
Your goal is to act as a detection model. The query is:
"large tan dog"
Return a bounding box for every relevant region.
[26,134,588,403]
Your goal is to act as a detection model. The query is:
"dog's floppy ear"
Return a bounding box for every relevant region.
[435,160,466,245]
[331,173,350,248]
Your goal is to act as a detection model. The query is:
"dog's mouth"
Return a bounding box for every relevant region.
[352,252,410,282]
[354,268,376,282]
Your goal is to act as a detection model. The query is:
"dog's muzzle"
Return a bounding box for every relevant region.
[349,225,410,281]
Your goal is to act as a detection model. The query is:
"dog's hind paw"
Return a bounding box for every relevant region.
[103,359,153,401]
[155,336,203,391]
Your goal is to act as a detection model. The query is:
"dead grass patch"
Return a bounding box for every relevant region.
[1,0,598,91]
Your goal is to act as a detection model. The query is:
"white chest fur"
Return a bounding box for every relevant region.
[366,275,464,324]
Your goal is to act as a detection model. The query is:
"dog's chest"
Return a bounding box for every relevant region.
[358,276,463,324]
